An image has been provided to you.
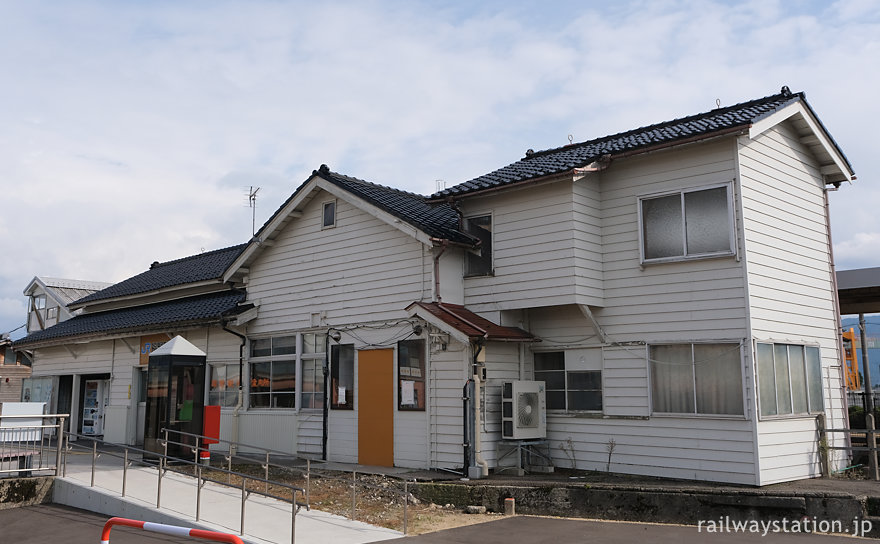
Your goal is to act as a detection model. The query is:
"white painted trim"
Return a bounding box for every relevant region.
[748,102,854,182]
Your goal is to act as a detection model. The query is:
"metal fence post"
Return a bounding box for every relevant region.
[240,477,247,536]
[869,414,879,481]
[91,440,97,487]
[54,419,65,477]
[122,449,128,497]
[351,470,356,520]
[196,464,202,521]
[264,452,270,494]
[305,459,310,505]
[291,490,296,544]
[403,479,408,535]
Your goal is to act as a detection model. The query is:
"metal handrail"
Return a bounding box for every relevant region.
[0,413,67,478]
[161,427,417,534]
[63,432,306,543]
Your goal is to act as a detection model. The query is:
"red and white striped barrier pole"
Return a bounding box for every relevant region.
[100,517,244,544]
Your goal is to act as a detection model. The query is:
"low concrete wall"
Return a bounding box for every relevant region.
[413,482,879,537]
[0,477,53,509]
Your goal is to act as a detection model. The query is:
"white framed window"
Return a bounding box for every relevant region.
[756,343,823,418]
[464,214,492,276]
[650,343,744,415]
[534,350,602,412]
[300,333,326,409]
[322,200,336,228]
[639,183,734,263]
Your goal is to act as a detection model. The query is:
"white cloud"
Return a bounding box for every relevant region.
[1,0,879,336]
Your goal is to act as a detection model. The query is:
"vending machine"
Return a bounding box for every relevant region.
[82,379,107,436]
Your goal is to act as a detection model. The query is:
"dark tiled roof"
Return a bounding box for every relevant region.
[73,244,247,306]
[314,167,474,244]
[13,290,247,347]
[408,301,536,342]
[433,90,807,199]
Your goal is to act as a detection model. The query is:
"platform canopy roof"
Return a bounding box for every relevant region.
[837,268,880,315]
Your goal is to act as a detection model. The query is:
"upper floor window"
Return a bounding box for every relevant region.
[322,200,336,228]
[639,184,733,263]
[650,343,743,415]
[30,295,46,310]
[464,214,492,276]
[756,343,823,418]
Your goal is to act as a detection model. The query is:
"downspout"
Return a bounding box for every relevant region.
[471,340,489,478]
[824,186,852,458]
[222,322,247,457]
[322,332,330,460]
[432,239,449,303]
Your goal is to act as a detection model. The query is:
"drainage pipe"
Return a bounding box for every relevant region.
[222,323,247,456]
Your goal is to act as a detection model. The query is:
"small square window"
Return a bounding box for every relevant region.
[322,201,336,228]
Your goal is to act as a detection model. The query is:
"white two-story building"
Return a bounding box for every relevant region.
[14,87,854,485]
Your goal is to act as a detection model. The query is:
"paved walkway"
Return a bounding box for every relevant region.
[58,450,401,544]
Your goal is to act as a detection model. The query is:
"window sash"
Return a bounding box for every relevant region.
[757,343,824,418]
[398,339,426,410]
[640,184,733,262]
[650,343,743,415]
[535,351,602,412]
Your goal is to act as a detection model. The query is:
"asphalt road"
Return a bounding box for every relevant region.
[1,504,870,544]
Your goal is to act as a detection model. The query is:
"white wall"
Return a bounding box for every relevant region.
[738,123,847,484]
[246,189,432,335]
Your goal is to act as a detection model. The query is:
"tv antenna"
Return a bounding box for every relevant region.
[248,186,260,236]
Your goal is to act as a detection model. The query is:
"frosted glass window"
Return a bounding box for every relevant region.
[651,343,743,415]
[757,342,823,418]
[640,185,732,261]
[685,187,730,254]
[642,195,683,259]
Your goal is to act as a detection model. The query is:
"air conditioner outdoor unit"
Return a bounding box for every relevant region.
[501,380,546,440]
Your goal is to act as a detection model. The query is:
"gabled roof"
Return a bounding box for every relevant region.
[225,166,474,281]
[432,88,855,199]
[13,290,248,348]
[72,244,247,308]
[24,277,111,307]
[315,167,473,244]
[406,301,536,343]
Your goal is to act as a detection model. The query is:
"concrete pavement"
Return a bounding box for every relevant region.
[55,449,401,544]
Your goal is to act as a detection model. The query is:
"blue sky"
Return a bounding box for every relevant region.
[2,0,879,338]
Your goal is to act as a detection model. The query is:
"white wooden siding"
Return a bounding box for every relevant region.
[738,123,847,484]
[544,416,756,485]
[480,342,521,466]
[596,138,748,343]
[428,340,468,469]
[460,180,604,312]
[246,191,432,335]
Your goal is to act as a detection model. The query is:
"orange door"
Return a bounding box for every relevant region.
[357,348,394,466]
